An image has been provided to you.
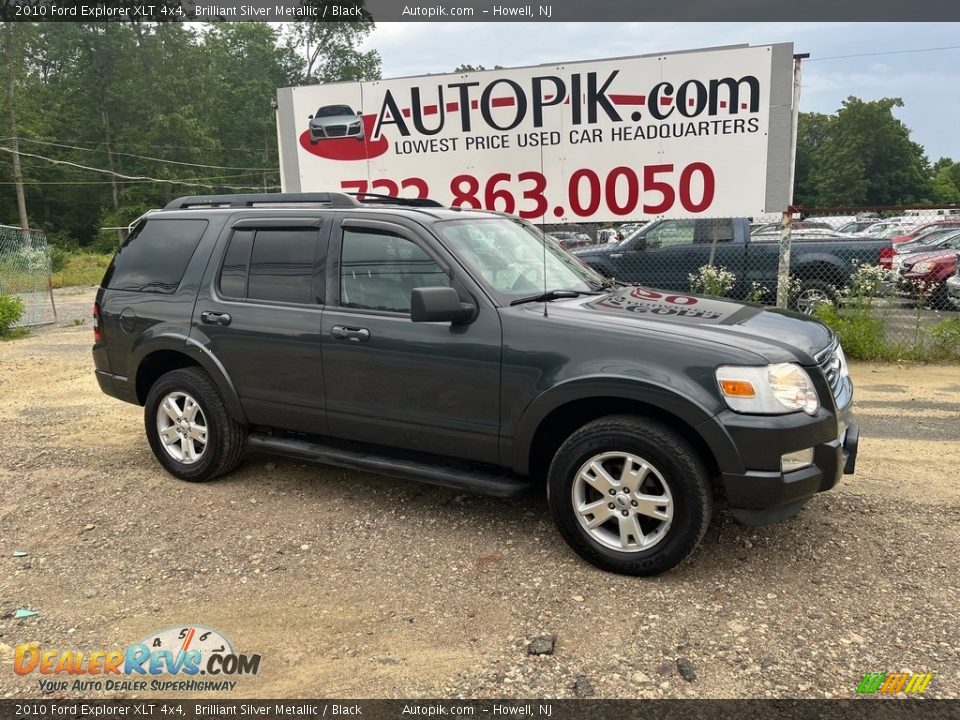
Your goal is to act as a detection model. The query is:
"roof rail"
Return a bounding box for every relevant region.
[163,192,361,210]
[348,192,444,208]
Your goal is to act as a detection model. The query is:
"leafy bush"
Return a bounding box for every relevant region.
[930,318,960,361]
[49,252,113,289]
[0,294,25,336]
[813,301,889,361]
[688,264,736,297]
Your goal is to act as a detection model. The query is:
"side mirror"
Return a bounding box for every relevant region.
[411,287,475,323]
[308,115,314,119]
[356,110,363,116]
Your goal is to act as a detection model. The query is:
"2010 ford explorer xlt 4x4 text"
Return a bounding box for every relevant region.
[93,193,860,576]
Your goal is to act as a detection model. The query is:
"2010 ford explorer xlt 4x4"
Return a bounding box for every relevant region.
[93,193,860,576]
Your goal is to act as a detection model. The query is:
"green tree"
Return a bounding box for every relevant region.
[930,157,960,204]
[792,111,832,208]
[288,22,381,83]
[812,97,931,206]
[454,64,504,72]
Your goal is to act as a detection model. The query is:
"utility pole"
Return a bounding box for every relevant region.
[776,53,808,309]
[5,24,29,230]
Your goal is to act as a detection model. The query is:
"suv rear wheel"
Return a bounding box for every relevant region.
[547,415,712,576]
[144,368,246,482]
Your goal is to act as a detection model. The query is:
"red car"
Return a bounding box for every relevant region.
[897,247,958,309]
[891,220,960,244]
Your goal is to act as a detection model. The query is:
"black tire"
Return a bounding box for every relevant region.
[928,283,950,312]
[547,415,712,576]
[144,368,246,482]
[791,279,837,315]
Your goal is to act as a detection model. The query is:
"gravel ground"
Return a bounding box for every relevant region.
[1,287,958,700]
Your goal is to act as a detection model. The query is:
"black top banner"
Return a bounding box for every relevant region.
[2,0,960,21]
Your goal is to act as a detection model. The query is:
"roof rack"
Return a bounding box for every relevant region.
[348,192,444,208]
[163,192,361,210]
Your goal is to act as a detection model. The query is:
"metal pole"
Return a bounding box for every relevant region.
[776,54,805,308]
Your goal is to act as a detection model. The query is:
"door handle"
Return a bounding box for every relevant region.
[331,325,370,342]
[200,311,232,326]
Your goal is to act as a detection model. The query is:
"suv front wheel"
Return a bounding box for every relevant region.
[547,415,712,576]
[144,368,246,482]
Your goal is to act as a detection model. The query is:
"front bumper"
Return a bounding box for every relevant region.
[946,274,960,307]
[716,384,859,525]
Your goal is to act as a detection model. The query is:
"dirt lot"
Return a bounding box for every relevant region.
[1,287,958,700]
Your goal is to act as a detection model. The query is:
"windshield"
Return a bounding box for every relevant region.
[436,218,604,302]
[315,105,353,117]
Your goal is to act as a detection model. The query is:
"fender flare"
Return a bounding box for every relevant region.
[130,330,248,425]
[508,376,743,476]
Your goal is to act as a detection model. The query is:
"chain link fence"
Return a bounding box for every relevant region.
[550,206,960,360]
[0,225,58,327]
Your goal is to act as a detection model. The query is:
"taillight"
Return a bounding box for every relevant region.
[93,302,102,343]
[879,247,894,270]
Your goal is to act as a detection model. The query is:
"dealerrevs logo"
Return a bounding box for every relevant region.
[14,625,261,693]
[373,71,761,138]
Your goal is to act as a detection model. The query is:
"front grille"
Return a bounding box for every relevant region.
[326,125,347,137]
[815,342,842,398]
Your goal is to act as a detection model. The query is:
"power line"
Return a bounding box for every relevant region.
[10,137,277,171]
[0,146,278,191]
[807,44,960,62]
[0,135,279,154]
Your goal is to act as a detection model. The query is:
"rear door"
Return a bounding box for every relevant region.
[192,216,330,434]
[320,215,502,464]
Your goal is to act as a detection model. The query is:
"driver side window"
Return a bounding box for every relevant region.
[340,228,448,314]
[643,220,697,249]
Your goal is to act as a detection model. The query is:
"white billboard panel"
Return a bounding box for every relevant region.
[276,44,794,221]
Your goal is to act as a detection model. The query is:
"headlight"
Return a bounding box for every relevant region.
[835,343,849,379]
[716,363,820,415]
[911,261,935,274]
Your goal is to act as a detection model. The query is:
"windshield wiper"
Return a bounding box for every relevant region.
[509,289,592,306]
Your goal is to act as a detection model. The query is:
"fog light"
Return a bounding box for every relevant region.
[781,448,814,472]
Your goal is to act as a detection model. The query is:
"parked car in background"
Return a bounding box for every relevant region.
[897,247,958,309]
[890,229,960,271]
[890,220,960,244]
[572,217,892,314]
[752,220,835,235]
[946,263,960,309]
[549,231,590,250]
[836,219,881,234]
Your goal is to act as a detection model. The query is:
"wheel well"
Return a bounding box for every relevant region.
[135,351,201,404]
[527,397,720,484]
[792,262,845,288]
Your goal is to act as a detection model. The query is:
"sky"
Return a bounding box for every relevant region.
[361,22,960,162]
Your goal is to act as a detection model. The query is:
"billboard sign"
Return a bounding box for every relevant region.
[276,43,794,221]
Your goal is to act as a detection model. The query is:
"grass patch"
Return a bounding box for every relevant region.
[49,252,112,289]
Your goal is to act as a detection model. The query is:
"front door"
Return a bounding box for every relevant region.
[320,217,502,464]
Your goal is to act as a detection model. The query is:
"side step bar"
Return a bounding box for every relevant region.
[247,433,535,499]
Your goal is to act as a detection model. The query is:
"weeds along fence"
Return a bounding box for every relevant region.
[0,225,58,327]
[558,206,960,361]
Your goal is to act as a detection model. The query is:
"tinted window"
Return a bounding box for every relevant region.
[218,230,253,299]
[104,219,207,293]
[340,229,447,313]
[645,220,696,248]
[247,229,317,305]
[216,228,319,305]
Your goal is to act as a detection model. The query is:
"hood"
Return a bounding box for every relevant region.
[531,285,834,363]
[902,248,957,265]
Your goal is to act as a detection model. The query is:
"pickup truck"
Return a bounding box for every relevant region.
[572,217,893,313]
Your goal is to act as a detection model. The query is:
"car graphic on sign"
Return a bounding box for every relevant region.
[308,104,364,144]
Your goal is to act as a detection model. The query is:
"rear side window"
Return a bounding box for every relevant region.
[103,219,208,293]
[217,228,320,305]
